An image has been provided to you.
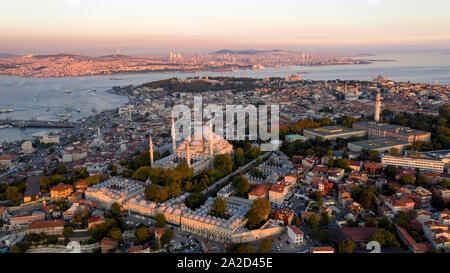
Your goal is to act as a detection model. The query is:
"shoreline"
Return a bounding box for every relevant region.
[0,62,372,79]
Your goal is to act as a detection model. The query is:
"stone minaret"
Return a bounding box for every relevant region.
[355,83,359,98]
[209,120,214,166]
[149,134,154,168]
[128,105,132,122]
[171,114,176,154]
[186,140,191,168]
[374,89,381,122]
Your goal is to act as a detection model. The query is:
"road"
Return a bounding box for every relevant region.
[202,151,272,195]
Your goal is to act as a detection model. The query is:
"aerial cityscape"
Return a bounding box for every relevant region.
[0,0,449,263]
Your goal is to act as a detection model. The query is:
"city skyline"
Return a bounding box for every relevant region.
[1,0,450,55]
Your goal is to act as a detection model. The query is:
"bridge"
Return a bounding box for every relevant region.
[0,119,78,128]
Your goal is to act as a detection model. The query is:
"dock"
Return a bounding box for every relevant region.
[0,119,78,128]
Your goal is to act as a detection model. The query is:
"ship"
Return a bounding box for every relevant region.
[91,107,97,113]
[109,77,123,81]
[65,105,72,111]
[64,89,71,93]
[76,108,81,112]
[0,109,14,113]
[91,88,97,92]
[0,124,12,129]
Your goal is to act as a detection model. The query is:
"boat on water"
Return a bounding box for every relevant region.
[76,108,81,112]
[91,107,97,113]
[91,88,97,92]
[0,109,14,113]
[66,105,72,111]
[109,77,123,81]
[0,124,12,129]
[64,89,71,93]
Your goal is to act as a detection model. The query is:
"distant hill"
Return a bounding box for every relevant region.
[0,53,20,59]
[211,49,286,55]
[32,53,81,59]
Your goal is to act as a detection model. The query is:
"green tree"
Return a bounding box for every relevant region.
[160,229,174,246]
[185,192,206,210]
[400,175,415,185]
[338,239,355,253]
[210,198,227,218]
[107,227,123,241]
[214,154,234,176]
[144,184,159,201]
[309,191,323,204]
[55,163,68,174]
[167,182,181,199]
[10,242,29,253]
[389,148,399,155]
[364,217,378,227]
[132,166,152,181]
[292,215,301,227]
[308,213,320,229]
[227,243,256,253]
[154,213,166,228]
[415,174,427,186]
[369,229,399,248]
[245,197,271,229]
[110,203,122,217]
[384,165,397,181]
[6,186,21,202]
[63,226,74,238]
[135,226,150,243]
[320,212,330,226]
[378,216,394,232]
[368,150,380,161]
[232,174,250,196]
[441,180,450,189]
[259,239,272,253]
[39,177,51,193]
[395,211,409,228]
[318,230,331,244]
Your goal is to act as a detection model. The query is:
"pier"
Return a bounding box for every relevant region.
[0,119,78,128]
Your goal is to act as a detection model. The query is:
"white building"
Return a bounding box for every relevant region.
[287,225,304,245]
[381,154,444,172]
[85,177,145,209]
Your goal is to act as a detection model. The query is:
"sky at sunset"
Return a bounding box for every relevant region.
[1,0,450,55]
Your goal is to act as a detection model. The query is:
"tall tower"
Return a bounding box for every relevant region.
[128,105,132,122]
[208,120,214,166]
[355,83,359,98]
[171,114,176,153]
[385,72,388,81]
[374,89,381,122]
[371,72,375,82]
[149,134,154,168]
[186,140,191,168]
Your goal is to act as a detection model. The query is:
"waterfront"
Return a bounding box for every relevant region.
[1,52,449,141]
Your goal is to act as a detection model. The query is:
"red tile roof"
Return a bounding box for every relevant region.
[28,219,65,230]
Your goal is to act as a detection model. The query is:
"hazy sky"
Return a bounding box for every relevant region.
[1,0,450,55]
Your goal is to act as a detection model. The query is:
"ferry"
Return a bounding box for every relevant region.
[0,124,12,129]
[64,89,71,93]
[0,109,14,113]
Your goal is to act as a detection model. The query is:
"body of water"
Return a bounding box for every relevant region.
[1,52,449,141]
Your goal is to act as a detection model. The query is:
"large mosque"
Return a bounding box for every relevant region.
[149,116,234,175]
